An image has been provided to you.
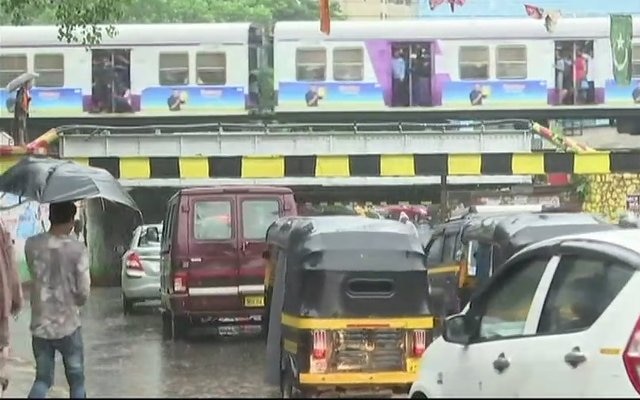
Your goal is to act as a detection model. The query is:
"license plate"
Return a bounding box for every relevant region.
[244,296,264,307]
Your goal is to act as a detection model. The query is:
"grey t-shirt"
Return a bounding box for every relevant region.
[25,232,90,339]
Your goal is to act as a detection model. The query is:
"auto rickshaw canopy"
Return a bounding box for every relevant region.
[462,212,618,258]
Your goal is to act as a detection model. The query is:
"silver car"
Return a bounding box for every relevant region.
[121,224,162,314]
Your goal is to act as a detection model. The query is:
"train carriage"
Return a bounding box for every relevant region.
[272,17,640,113]
[0,23,262,118]
[3,17,640,126]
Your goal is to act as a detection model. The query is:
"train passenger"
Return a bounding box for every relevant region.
[13,80,31,146]
[555,49,567,104]
[113,88,133,113]
[391,49,408,106]
[575,51,587,104]
[412,49,431,107]
[582,48,595,104]
[562,52,574,104]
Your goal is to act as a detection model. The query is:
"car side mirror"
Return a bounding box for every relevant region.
[114,244,126,256]
[442,314,471,345]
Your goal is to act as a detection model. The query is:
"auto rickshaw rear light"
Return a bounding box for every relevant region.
[173,271,188,293]
[312,330,327,359]
[412,330,427,357]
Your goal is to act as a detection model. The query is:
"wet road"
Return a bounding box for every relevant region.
[12,288,277,398]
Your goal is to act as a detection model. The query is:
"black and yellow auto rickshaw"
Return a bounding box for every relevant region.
[422,205,541,318]
[264,216,434,398]
[459,212,618,302]
[423,206,608,320]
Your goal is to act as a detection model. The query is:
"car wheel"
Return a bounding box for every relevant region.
[122,294,135,315]
[411,392,428,399]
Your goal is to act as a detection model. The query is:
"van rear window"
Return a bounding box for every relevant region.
[242,199,280,240]
[194,201,232,240]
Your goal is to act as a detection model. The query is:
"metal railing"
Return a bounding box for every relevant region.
[54,119,533,137]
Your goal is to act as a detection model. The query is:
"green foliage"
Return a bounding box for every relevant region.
[0,0,344,44]
[0,0,131,44]
[119,0,344,24]
[571,175,591,202]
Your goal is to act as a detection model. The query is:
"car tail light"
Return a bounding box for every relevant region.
[623,316,640,394]
[412,330,429,357]
[125,252,143,270]
[173,271,188,294]
[312,330,327,359]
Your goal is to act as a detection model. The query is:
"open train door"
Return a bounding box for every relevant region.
[90,49,132,113]
[389,42,433,107]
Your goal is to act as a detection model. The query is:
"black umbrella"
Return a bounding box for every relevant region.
[0,155,139,211]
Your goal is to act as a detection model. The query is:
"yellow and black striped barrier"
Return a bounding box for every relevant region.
[2,151,639,178]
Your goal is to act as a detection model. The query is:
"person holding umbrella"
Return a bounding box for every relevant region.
[0,218,23,399]
[24,201,90,399]
[5,72,37,147]
[0,156,140,398]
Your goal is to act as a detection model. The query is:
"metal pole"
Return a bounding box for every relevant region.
[440,175,449,223]
[408,45,414,107]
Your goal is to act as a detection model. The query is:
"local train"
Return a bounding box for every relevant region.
[1,17,640,119]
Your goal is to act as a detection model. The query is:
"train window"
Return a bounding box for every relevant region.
[159,53,189,86]
[459,46,489,80]
[34,54,64,87]
[296,48,326,81]
[633,44,640,77]
[496,45,527,80]
[196,52,226,85]
[0,54,27,88]
[333,48,364,81]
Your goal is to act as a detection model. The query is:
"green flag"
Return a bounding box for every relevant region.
[610,14,633,85]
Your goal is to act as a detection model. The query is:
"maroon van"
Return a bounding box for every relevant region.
[160,185,297,340]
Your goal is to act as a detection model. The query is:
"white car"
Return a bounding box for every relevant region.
[120,224,162,314]
[410,229,640,398]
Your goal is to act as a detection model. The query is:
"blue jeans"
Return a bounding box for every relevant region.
[28,328,86,399]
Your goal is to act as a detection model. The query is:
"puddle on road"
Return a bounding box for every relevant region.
[79,288,272,397]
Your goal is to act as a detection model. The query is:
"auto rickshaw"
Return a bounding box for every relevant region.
[459,212,618,305]
[264,216,434,398]
[423,205,545,319]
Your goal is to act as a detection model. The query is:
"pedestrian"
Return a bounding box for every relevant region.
[25,202,90,399]
[0,218,23,399]
[13,80,32,146]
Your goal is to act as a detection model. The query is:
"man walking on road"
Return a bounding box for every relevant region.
[0,218,23,398]
[25,202,90,399]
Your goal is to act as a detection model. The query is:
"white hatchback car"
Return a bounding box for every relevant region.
[410,229,640,398]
